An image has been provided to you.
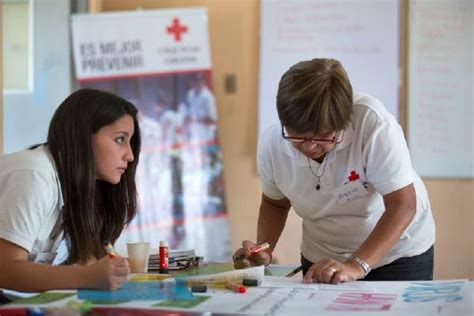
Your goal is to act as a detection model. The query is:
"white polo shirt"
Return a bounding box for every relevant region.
[258,92,435,268]
[0,145,64,264]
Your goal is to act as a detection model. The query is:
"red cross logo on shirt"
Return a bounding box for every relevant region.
[348,170,360,182]
[166,18,188,42]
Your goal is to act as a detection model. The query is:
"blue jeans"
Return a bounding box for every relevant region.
[301,245,434,281]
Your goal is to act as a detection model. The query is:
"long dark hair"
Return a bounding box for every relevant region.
[47,88,141,264]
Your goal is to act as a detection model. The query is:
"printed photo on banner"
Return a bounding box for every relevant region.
[71,8,231,262]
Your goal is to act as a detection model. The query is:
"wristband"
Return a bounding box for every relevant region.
[349,256,371,276]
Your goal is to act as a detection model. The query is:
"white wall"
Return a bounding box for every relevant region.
[3,0,71,154]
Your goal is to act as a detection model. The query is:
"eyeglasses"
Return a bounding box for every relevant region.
[281,125,344,145]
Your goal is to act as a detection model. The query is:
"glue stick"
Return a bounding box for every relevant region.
[159,240,169,274]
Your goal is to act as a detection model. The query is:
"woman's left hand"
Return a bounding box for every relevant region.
[303,258,365,284]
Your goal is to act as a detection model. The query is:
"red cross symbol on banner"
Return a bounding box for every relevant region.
[348,170,360,182]
[166,17,188,42]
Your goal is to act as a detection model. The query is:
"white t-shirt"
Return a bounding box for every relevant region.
[258,92,436,268]
[0,145,64,264]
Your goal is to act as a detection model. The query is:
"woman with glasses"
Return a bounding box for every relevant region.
[233,58,435,283]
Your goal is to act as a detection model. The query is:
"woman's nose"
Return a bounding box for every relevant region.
[302,141,318,150]
[124,144,134,162]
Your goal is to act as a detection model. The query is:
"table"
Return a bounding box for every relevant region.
[0,264,472,315]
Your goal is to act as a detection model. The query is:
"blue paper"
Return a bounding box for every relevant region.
[78,281,195,302]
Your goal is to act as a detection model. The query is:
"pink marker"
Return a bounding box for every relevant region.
[250,242,270,255]
[236,242,271,260]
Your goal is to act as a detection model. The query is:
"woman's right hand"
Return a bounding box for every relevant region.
[232,240,272,269]
[84,256,130,290]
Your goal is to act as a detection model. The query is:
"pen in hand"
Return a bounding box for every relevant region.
[285,265,303,277]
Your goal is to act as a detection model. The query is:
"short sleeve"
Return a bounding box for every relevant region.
[257,129,286,200]
[363,112,414,195]
[0,170,55,252]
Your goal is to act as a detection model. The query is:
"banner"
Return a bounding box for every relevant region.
[71,8,231,261]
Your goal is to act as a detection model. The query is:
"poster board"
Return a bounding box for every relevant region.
[258,0,400,136]
[407,0,473,178]
[71,8,231,261]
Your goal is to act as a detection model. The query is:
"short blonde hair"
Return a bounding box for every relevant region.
[276,58,353,134]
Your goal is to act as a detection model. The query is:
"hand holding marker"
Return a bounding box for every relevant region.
[250,242,271,255]
[238,242,271,260]
[103,241,118,258]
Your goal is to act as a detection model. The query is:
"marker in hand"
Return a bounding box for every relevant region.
[103,241,118,258]
[238,242,271,260]
[250,242,270,255]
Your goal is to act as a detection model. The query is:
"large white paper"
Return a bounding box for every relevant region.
[259,0,400,136]
[3,278,472,315]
